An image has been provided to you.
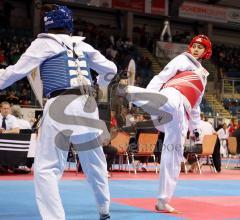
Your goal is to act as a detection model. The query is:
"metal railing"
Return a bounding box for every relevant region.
[221,77,240,99]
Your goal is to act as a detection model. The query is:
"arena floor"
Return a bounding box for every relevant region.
[0,163,240,220]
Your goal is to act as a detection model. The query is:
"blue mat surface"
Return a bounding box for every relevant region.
[0,179,240,220]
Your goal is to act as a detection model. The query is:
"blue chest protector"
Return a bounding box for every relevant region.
[40,49,92,97]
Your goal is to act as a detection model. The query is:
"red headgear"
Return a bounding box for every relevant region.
[188,35,212,59]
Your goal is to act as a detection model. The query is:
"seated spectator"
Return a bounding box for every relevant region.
[184,113,221,172]
[229,118,238,135]
[0,101,20,173]
[11,105,33,173]
[11,105,31,129]
[0,101,19,134]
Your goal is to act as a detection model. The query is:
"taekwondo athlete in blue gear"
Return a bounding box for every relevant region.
[0,5,117,220]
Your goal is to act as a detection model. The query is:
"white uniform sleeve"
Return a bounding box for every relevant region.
[78,42,117,86]
[146,54,194,91]
[188,63,209,132]
[0,38,59,90]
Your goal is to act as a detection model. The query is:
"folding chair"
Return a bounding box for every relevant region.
[187,135,217,174]
[110,131,131,172]
[225,137,240,168]
[131,132,159,174]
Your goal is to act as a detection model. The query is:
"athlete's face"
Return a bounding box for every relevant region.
[190,43,206,59]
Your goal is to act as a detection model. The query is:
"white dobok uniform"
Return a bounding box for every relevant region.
[217,128,229,157]
[0,33,117,220]
[126,52,209,204]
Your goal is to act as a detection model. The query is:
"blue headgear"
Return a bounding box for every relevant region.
[44,5,73,33]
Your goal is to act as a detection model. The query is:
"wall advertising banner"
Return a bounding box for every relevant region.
[151,0,168,16]
[179,2,227,23]
[59,0,111,7]
[227,8,240,24]
[112,0,145,12]
[156,41,188,59]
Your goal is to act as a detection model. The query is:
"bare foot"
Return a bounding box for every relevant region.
[155,201,181,214]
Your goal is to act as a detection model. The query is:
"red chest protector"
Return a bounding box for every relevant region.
[163,71,204,108]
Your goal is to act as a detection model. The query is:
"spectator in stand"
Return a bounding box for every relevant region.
[0,90,7,103]
[109,35,114,46]
[125,108,136,127]
[5,90,19,104]
[0,101,20,173]
[0,101,19,134]
[19,88,31,106]
[217,122,229,158]
[212,44,240,75]
[185,114,221,173]
[229,118,238,135]
[11,105,33,173]
[11,105,31,129]
[106,45,118,61]
[124,38,133,49]
[110,110,118,130]
[135,76,144,87]
[0,49,7,67]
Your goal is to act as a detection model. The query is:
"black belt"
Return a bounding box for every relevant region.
[49,85,96,98]
[49,89,84,98]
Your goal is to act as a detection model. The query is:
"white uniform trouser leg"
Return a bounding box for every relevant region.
[156,88,188,203]
[125,86,188,204]
[79,148,110,215]
[34,96,110,220]
[34,127,67,220]
[220,141,228,157]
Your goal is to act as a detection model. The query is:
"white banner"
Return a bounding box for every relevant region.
[156,41,187,59]
[179,2,227,23]
[27,67,43,107]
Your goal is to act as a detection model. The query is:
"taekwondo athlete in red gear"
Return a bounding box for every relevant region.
[125,35,212,213]
[0,5,117,220]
